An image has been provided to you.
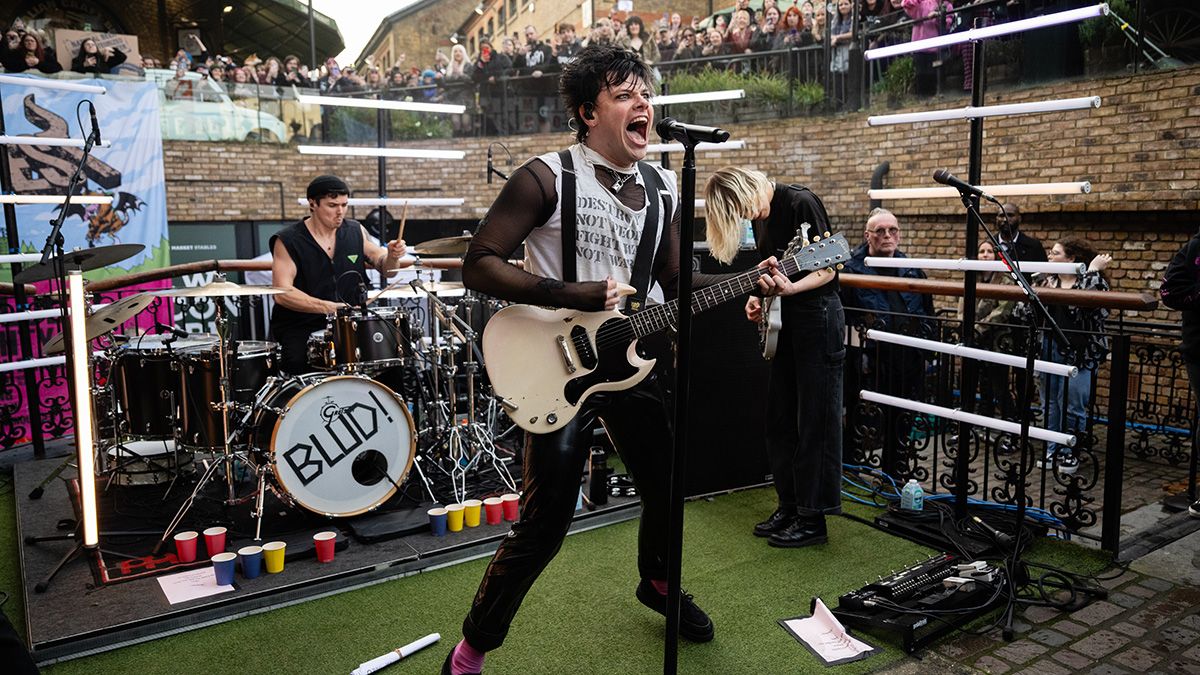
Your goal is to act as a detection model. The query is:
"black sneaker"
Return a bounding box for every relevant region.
[767,518,828,548]
[753,509,797,538]
[1189,500,1200,519]
[635,579,715,642]
[1037,454,1079,475]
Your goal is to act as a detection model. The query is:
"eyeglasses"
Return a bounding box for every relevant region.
[867,227,900,237]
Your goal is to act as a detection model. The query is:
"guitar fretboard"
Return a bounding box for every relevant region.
[626,233,849,338]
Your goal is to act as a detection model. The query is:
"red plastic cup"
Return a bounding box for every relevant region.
[173,531,198,563]
[483,497,503,525]
[500,493,520,521]
[203,526,227,557]
[313,531,337,563]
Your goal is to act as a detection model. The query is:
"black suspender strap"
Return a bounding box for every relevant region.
[627,162,671,313]
[557,149,577,283]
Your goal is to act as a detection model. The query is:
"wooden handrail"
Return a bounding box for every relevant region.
[839,274,1158,312]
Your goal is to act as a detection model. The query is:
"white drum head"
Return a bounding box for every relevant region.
[268,376,415,517]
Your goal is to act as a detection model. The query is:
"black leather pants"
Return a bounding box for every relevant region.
[462,374,674,652]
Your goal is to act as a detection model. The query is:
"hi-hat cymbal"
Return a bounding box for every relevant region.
[154,280,286,298]
[412,235,472,257]
[43,292,156,355]
[13,244,145,283]
[372,281,466,300]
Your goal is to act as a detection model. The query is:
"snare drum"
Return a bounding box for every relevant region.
[247,374,415,517]
[111,334,217,438]
[105,439,193,486]
[329,307,412,371]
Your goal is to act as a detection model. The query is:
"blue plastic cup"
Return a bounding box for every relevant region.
[212,552,237,586]
[238,545,264,579]
[427,507,448,536]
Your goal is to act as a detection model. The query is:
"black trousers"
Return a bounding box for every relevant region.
[767,293,846,516]
[462,373,674,652]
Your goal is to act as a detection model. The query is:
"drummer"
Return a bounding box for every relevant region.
[270,175,409,375]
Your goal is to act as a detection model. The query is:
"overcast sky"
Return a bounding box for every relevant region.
[311,0,418,65]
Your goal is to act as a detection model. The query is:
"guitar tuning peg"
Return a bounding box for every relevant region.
[824,230,831,237]
[812,235,821,242]
[836,263,845,270]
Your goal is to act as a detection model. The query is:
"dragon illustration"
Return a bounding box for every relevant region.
[7,93,147,245]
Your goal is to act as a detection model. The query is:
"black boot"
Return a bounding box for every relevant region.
[768,515,828,548]
[753,508,797,538]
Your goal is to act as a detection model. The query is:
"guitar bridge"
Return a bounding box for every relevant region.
[556,334,577,373]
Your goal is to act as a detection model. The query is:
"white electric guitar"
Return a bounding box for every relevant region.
[483,232,850,434]
[760,223,812,359]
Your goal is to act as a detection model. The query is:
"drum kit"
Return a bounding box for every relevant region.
[37,239,516,545]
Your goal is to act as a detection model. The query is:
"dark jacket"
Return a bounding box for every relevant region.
[840,244,933,331]
[71,47,127,74]
[1161,233,1200,359]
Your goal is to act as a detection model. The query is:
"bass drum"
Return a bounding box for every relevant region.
[248,374,415,517]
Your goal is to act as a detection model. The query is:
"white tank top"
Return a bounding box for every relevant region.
[524,144,678,307]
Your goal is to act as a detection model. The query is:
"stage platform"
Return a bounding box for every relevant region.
[13,456,638,665]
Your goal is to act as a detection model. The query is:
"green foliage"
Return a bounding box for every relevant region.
[794,80,825,107]
[663,65,792,116]
[390,110,453,140]
[876,56,915,101]
[1079,0,1133,48]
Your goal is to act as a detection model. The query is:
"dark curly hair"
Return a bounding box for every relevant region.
[558,43,654,143]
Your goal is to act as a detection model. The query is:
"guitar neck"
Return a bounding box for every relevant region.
[626,234,845,339]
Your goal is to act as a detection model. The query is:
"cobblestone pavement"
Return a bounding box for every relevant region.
[875,526,1200,674]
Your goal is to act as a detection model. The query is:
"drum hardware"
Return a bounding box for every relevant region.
[149,275,285,551]
[411,234,472,257]
[412,281,516,503]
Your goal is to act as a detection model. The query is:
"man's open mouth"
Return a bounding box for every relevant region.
[626,116,649,144]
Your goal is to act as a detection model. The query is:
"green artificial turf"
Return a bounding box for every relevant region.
[0,482,1115,674]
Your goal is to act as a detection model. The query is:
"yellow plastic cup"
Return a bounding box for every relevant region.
[463,499,483,527]
[446,503,465,532]
[262,541,286,573]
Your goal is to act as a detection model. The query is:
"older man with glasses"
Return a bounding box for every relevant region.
[841,208,934,475]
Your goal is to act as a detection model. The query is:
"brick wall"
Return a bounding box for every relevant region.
[164,65,1200,325]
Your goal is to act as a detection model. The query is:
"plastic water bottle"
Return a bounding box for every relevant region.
[741,219,756,248]
[900,479,925,512]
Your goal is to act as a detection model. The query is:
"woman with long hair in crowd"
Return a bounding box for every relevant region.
[70,37,126,74]
[7,31,62,74]
[620,15,660,65]
[1017,236,1113,475]
[726,9,757,55]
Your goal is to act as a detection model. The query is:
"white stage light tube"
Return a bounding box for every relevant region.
[294,197,465,207]
[0,74,107,94]
[864,257,1086,275]
[868,183,1091,200]
[865,3,1109,60]
[866,329,1078,378]
[296,93,465,114]
[297,145,465,160]
[0,135,112,148]
[647,140,747,153]
[652,89,746,106]
[0,355,65,374]
[0,194,114,205]
[0,253,43,264]
[68,270,99,547]
[0,303,111,324]
[867,96,1101,126]
[861,389,1076,447]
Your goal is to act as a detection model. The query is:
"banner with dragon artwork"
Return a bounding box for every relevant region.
[1,74,169,279]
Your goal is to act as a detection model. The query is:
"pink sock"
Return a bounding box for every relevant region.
[650,579,668,595]
[450,639,485,675]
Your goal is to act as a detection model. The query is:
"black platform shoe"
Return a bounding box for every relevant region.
[767,517,828,548]
[752,508,797,538]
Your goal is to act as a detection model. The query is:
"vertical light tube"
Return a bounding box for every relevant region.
[68,271,98,547]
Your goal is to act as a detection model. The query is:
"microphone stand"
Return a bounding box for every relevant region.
[663,134,699,675]
[952,189,1077,640]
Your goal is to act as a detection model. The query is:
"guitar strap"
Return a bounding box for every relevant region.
[556,149,672,312]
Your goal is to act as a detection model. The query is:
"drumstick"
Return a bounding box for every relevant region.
[395,202,409,245]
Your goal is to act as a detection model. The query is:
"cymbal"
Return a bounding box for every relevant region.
[154,280,286,298]
[372,281,466,300]
[43,292,156,355]
[13,244,145,283]
[412,235,472,257]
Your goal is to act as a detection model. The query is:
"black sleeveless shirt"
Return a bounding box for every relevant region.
[269,218,367,372]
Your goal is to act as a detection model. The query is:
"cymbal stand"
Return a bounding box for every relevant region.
[426,291,515,503]
[152,279,251,553]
